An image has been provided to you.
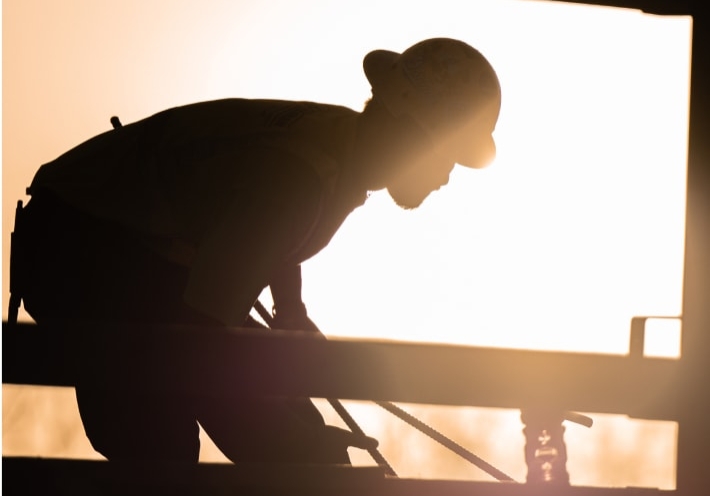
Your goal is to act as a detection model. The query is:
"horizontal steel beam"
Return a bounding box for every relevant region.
[2,456,675,496]
[2,322,682,421]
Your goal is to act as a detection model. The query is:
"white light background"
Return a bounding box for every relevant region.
[2,0,692,489]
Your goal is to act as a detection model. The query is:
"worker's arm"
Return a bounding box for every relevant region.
[269,264,321,333]
[183,151,322,327]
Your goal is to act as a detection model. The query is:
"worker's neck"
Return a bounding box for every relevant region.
[350,98,430,193]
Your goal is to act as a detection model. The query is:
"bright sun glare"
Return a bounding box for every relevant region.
[2,0,692,490]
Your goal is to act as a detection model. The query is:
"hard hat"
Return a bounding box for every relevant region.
[363,38,501,168]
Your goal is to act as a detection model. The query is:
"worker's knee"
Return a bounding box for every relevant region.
[75,387,200,462]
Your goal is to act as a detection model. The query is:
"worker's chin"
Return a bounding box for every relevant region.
[387,186,430,210]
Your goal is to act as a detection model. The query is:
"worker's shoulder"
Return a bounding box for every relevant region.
[132,98,355,144]
[157,98,357,121]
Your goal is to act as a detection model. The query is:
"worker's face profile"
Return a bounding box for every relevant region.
[386,147,456,210]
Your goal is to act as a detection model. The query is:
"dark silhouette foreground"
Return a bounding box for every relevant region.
[19,38,502,464]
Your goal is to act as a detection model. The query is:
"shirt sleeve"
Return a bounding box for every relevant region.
[183,150,322,326]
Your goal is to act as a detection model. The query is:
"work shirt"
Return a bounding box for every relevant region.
[30,99,369,325]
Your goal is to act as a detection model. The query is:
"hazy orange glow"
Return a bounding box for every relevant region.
[2,0,691,490]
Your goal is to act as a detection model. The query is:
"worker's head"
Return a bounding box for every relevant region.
[362,38,501,209]
[364,37,501,170]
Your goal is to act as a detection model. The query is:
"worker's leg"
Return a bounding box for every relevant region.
[21,192,350,464]
[195,395,351,464]
[21,192,204,461]
[75,389,200,462]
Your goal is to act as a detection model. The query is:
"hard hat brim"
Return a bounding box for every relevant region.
[457,133,497,169]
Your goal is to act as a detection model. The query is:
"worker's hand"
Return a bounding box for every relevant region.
[272,301,323,336]
[322,425,379,452]
[269,264,324,334]
[225,397,379,464]
[271,398,379,464]
[311,425,379,463]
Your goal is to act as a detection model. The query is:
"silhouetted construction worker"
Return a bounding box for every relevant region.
[19,38,501,464]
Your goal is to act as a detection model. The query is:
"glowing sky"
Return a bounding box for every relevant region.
[2,0,692,489]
